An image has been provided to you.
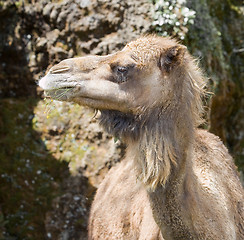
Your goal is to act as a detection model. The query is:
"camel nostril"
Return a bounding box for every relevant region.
[50,65,70,74]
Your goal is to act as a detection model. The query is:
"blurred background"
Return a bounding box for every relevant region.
[0,0,243,239]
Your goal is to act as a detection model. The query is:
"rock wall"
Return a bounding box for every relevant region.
[185,0,244,174]
[0,0,243,239]
[0,0,152,98]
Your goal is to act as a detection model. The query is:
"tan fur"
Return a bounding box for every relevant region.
[90,130,244,239]
[39,36,244,240]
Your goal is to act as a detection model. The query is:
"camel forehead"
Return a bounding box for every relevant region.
[124,36,178,64]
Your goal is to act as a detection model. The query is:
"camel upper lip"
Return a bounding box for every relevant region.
[41,85,76,92]
[38,72,78,91]
[44,86,76,94]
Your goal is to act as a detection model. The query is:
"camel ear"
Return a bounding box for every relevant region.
[159,45,187,73]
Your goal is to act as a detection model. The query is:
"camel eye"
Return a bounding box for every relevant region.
[117,66,128,74]
[110,64,136,83]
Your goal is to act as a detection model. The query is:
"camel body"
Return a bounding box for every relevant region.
[89,130,244,240]
[39,36,244,240]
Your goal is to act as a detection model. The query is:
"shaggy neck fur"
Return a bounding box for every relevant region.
[100,104,193,190]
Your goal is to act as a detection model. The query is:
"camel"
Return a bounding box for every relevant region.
[39,36,244,240]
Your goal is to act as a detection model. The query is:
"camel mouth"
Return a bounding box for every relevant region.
[44,87,75,101]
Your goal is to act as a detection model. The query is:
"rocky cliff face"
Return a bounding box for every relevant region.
[0,0,152,98]
[185,0,244,176]
[0,0,243,239]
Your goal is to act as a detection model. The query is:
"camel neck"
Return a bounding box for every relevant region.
[125,111,194,190]
[126,127,196,239]
[146,149,195,240]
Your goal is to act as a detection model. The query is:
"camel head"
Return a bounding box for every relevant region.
[39,36,206,188]
[39,36,195,113]
[39,36,206,134]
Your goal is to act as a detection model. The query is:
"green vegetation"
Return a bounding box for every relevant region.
[151,0,196,39]
[0,0,23,8]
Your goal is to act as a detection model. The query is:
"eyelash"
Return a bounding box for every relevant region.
[117,66,128,74]
[113,64,135,73]
[110,64,135,83]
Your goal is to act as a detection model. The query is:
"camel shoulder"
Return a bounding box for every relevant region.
[193,129,243,194]
[194,129,234,166]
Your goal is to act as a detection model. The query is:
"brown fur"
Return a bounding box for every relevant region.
[39,36,244,240]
